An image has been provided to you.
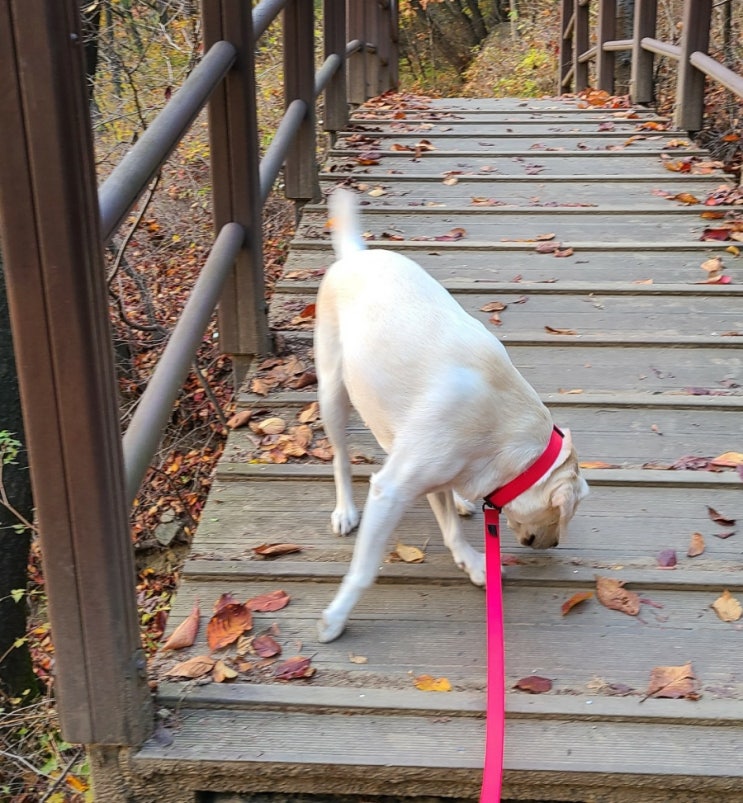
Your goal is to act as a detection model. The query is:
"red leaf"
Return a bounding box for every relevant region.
[246,589,291,612]
[207,603,253,650]
[514,675,553,694]
[273,655,315,680]
[656,549,677,568]
[251,632,282,658]
[707,506,736,527]
[252,543,303,559]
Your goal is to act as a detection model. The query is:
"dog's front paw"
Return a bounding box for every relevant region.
[331,505,360,536]
[466,554,486,587]
[317,610,347,643]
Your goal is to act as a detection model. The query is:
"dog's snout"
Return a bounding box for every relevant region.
[523,533,536,547]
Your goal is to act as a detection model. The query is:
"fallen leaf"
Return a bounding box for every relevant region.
[207,603,253,650]
[349,653,368,664]
[710,451,743,467]
[434,227,466,241]
[579,460,620,469]
[298,401,320,423]
[164,655,215,679]
[638,120,667,131]
[663,158,692,173]
[535,232,556,241]
[701,227,732,241]
[253,416,286,436]
[707,506,736,527]
[632,279,654,284]
[672,192,700,205]
[480,301,507,313]
[246,589,291,612]
[561,590,593,616]
[514,675,553,694]
[161,600,200,651]
[286,370,317,389]
[443,176,459,186]
[252,543,303,559]
[558,388,584,395]
[645,662,700,700]
[414,674,452,692]
[713,530,735,540]
[250,632,282,658]
[391,542,426,563]
[554,247,574,258]
[687,532,705,557]
[213,592,239,612]
[545,325,577,335]
[712,589,743,622]
[273,655,315,680]
[656,549,677,568]
[489,312,502,326]
[226,409,254,429]
[368,187,386,197]
[700,256,724,275]
[595,576,641,616]
[535,240,562,253]
[212,659,238,683]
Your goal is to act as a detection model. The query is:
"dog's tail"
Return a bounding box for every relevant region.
[328,188,367,260]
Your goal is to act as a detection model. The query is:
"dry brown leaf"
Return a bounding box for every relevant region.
[595,576,640,616]
[558,388,584,395]
[213,592,239,612]
[545,325,577,335]
[553,247,574,258]
[632,278,654,285]
[298,401,320,424]
[391,543,426,563]
[349,653,368,664]
[561,591,593,616]
[480,301,507,313]
[246,589,291,612]
[687,532,705,558]
[253,417,286,436]
[645,662,700,700]
[700,256,724,275]
[708,506,736,527]
[514,675,553,694]
[250,632,282,658]
[226,410,254,429]
[212,659,238,683]
[273,655,315,680]
[535,232,556,241]
[161,600,200,651]
[443,176,459,186]
[414,674,452,692]
[368,187,386,197]
[579,461,620,469]
[672,192,700,205]
[207,603,253,650]
[164,655,215,679]
[712,589,743,622]
[252,543,302,559]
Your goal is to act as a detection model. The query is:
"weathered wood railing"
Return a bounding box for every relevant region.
[560,0,743,130]
[0,0,397,748]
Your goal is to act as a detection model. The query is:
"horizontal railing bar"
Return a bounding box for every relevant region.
[603,38,632,52]
[253,0,288,40]
[122,222,245,505]
[99,40,236,243]
[690,50,743,99]
[578,45,597,63]
[641,36,681,61]
[315,53,343,97]
[346,38,363,56]
[259,98,307,204]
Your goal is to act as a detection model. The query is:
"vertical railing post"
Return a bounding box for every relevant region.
[284,0,320,205]
[631,0,657,104]
[675,0,712,131]
[324,0,349,135]
[202,0,270,384]
[575,1,590,91]
[347,0,368,103]
[0,0,151,745]
[365,3,381,97]
[377,0,399,94]
[559,0,574,93]
[596,0,617,93]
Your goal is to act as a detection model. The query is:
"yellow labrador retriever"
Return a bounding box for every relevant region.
[315,189,589,643]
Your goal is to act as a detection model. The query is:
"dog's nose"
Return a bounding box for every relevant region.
[523,534,536,547]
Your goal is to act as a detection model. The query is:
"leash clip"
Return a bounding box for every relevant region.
[482,502,501,539]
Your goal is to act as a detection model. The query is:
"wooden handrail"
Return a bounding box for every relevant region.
[0,0,399,749]
[560,0,742,132]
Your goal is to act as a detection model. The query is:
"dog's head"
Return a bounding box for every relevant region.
[503,428,589,549]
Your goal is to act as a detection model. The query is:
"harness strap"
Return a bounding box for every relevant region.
[479,425,565,802]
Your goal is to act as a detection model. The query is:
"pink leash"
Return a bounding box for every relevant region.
[480,426,565,802]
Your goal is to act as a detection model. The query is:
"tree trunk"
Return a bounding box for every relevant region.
[81,0,103,101]
[0,260,39,700]
[463,0,489,42]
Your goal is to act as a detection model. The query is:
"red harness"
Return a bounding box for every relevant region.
[479,425,564,802]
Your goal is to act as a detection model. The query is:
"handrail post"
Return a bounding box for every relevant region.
[347,0,368,103]
[596,0,617,93]
[284,0,320,205]
[675,0,712,131]
[202,0,270,384]
[631,0,658,104]
[323,0,349,135]
[559,0,573,92]
[575,1,590,91]
[0,0,151,745]
[377,0,399,93]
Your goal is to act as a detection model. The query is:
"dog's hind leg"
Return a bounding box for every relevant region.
[316,327,360,536]
[318,465,413,642]
[427,491,485,587]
